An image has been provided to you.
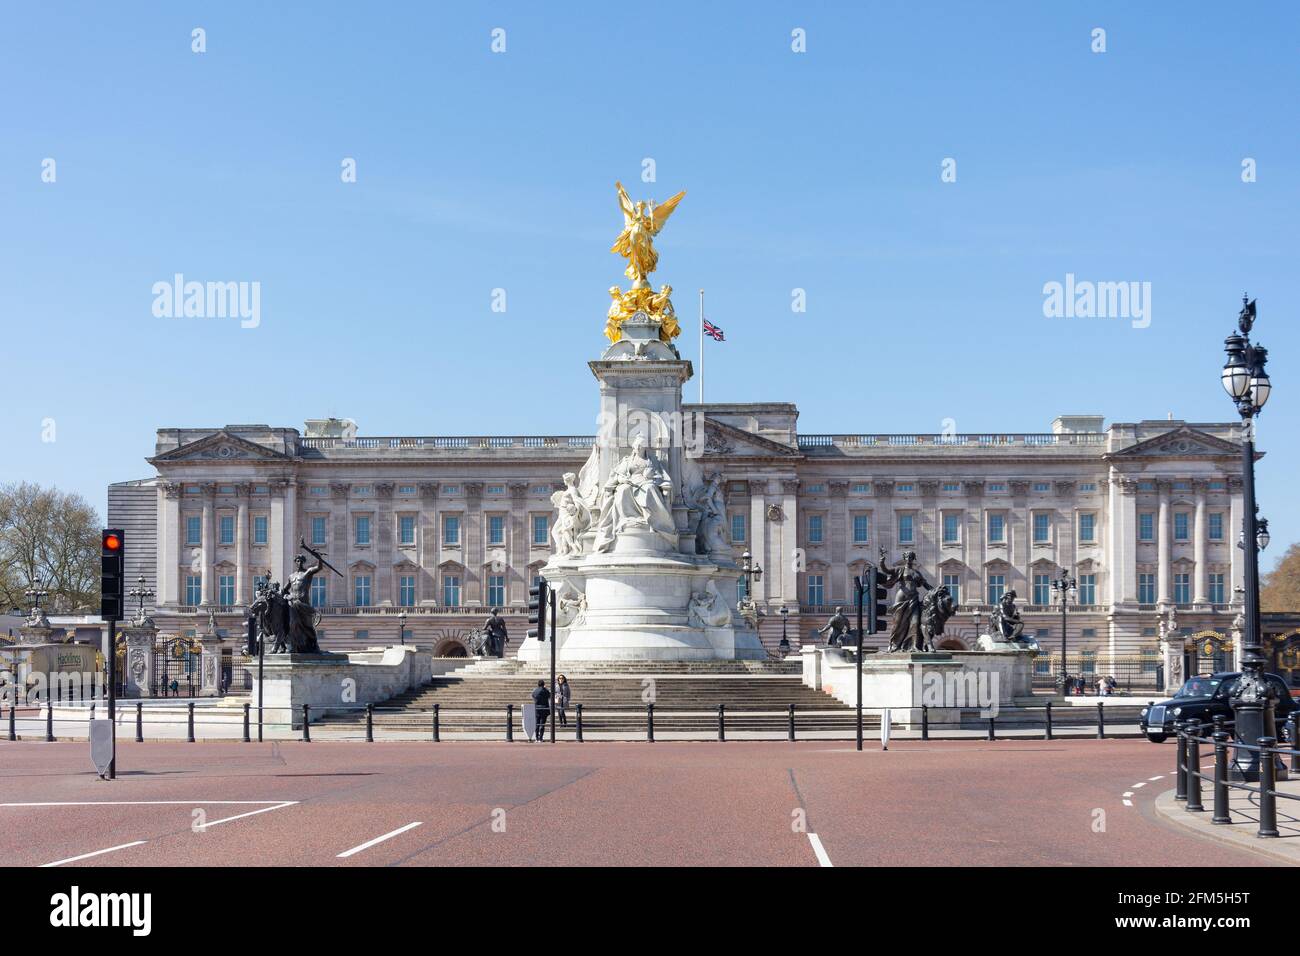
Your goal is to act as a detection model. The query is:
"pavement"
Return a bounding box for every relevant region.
[0,736,1277,867]
[1155,767,1300,865]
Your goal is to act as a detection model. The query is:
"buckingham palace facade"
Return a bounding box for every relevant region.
[108,407,1252,671]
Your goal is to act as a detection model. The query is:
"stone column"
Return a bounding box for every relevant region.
[376,483,395,605]
[749,480,770,604]
[828,481,849,604]
[1114,477,1139,605]
[875,482,896,561]
[200,483,216,605]
[283,480,298,579]
[418,483,438,604]
[235,483,251,606]
[1228,476,1244,597]
[465,482,485,605]
[1008,481,1030,592]
[1192,480,1208,606]
[269,480,288,585]
[1156,480,1171,605]
[160,482,181,606]
[964,481,984,603]
[509,482,529,605]
[780,478,799,608]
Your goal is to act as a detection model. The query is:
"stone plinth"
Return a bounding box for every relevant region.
[257,646,432,728]
[122,624,157,698]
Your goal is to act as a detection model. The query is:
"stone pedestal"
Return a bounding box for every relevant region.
[258,646,432,728]
[1160,636,1186,693]
[122,624,158,698]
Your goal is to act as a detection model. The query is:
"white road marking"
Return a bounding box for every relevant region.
[40,840,147,867]
[1,800,292,808]
[1148,775,1164,781]
[196,801,298,829]
[337,821,423,859]
[1122,799,1133,807]
[1132,782,1146,789]
[807,832,833,867]
[1122,791,1134,798]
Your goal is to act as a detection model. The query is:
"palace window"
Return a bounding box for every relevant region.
[218,575,235,606]
[253,574,268,594]
[1208,481,1225,490]
[1173,573,1190,605]
[1079,574,1096,605]
[1209,512,1223,540]
[355,515,371,546]
[1033,482,1050,493]
[942,514,960,544]
[988,483,1006,493]
[488,515,505,546]
[1033,512,1050,543]
[808,515,823,544]
[399,485,417,495]
[1138,573,1156,605]
[898,514,914,544]
[806,484,825,494]
[1079,482,1097,492]
[942,573,961,605]
[987,513,1006,544]
[399,515,416,546]
[895,484,913,493]
[807,574,825,606]
[1138,481,1155,491]
[310,578,327,608]
[308,486,327,496]
[184,575,201,606]
[311,516,327,546]
[732,513,746,543]
[443,515,460,546]
[442,575,461,606]
[443,486,460,495]
[355,630,369,643]
[1208,573,1225,605]
[253,515,268,545]
[219,515,234,545]
[943,483,961,493]
[533,515,549,545]
[1032,573,1050,606]
[854,513,871,544]
[186,516,201,546]
[487,575,505,607]
[486,485,505,495]
[1174,513,1189,541]
[354,575,372,607]
[852,483,871,494]
[1078,513,1096,543]
[986,574,1006,605]
[1139,512,1154,541]
[399,575,416,607]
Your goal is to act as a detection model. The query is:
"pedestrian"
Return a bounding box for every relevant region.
[170,678,178,698]
[554,674,571,727]
[531,679,550,742]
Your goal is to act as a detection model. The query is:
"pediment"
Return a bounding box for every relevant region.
[1029,557,1059,570]
[150,430,292,464]
[1106,426,1241,461]
[937,557,967,571]
[701,419,801,458]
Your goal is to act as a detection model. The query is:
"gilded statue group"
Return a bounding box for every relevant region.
[605,181,685,344]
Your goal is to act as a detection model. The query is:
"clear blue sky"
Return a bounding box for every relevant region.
[1,1,1296,570]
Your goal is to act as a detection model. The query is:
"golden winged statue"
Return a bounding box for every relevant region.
[611,181,686,288]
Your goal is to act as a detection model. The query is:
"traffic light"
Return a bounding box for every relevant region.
[866,566,889,635]
[101,529,125,622]
[527,579,549,642]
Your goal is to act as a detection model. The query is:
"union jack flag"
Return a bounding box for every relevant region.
[703,318,725,341]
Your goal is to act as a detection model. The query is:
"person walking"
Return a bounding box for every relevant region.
[530,679,550,742]
[554,674,571,728]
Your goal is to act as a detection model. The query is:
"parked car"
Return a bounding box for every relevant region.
[1140,672,1298,743]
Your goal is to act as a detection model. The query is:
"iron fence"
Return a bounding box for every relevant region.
[1176,715,1300,838]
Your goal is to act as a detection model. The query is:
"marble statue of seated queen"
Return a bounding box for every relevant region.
[592,435,677,553]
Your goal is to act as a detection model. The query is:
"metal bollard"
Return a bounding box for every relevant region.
[137,702,144,743]
[89,702,95,720]
[1290,713,1300,775]
[987,715,995,741]
[1185,722,1204,812]
[366,704,374,743]
[1212,718,1232,825]
[187,701,195,743]
[8,697,15,741]
[1044,700,1053,740]
[575,703,584,742]
[788,703,796,742]
[717,703,726,742]
[1258,736,1280,838]
[302,704,311,742]
[432,703,440,742]
[1174,722,1188,802]
[242,702,250,743]
[921,704,929,741]
[1096,701,1105,739]
[46,701,54,742]
[646,702,654,743]
[506,703,514,742]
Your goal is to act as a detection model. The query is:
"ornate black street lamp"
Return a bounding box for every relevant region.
[1221,296,1275,779]
[128,575,154,625]
[1051,569,1078,689]
[739,550,763,601]
[398,609,408,646]
[24,577,49,621]
[778,605,790,657]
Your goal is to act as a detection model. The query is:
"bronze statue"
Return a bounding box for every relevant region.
[481,608,509,658]
[816,607,853,647]
[878,548,933,652]
[920,584,957,651]
[249,580,289,653]
[989,589,1025,643]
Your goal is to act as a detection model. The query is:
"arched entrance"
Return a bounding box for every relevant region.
[433,639,469,658]
[936,638,968,651]
[1187,629,1232,676]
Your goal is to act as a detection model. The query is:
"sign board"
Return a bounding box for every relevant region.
[89,718,114,777]
[522,701,537,739]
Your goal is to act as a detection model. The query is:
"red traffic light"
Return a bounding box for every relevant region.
[103,532,122,551]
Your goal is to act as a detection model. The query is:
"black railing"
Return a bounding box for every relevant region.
[1178,718,1298,839]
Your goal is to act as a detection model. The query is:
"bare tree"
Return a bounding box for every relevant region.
[0,482,100,615]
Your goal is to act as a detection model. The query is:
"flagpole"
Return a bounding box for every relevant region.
[698,288,704,404]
